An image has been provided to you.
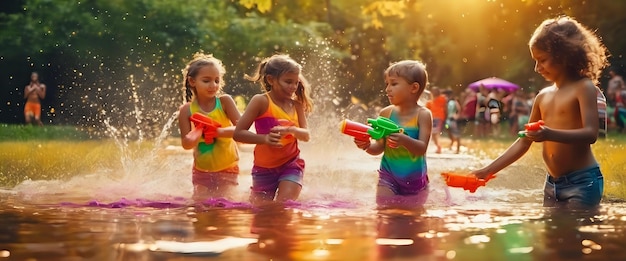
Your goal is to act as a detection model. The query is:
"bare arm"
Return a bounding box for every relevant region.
[38,84,46,99]
[216,95,241,138]
[233,94,270,144]
[178,103,201,150]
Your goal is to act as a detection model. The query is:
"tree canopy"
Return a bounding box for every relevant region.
[1,0,624,135]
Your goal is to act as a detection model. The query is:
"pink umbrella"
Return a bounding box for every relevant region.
[468,77,519,92]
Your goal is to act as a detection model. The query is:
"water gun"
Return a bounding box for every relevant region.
[276,119,295,145]
[190,113,222,144]
[517,120,544,137]
[440,172,496,193]
[366,116,404,140]
[340,119,373,141]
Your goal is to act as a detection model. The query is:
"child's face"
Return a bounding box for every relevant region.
[272,71,300,98]
[190,65,221,98]
[385,74,416,105]
[530,46,563,83]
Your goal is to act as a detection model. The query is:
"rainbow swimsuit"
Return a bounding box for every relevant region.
[378,110,428,195]
[189,97,239,173]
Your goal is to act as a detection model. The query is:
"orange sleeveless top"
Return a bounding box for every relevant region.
[253,94,300,168]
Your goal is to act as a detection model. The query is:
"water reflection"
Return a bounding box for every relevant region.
[375,208,438,259]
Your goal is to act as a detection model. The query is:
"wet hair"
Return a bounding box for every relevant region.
[529,16,608,84]
[384,60,428,96]
[245,54,313,113]
[182,52,226,102]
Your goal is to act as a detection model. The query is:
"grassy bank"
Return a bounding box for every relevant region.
[0,124,92,141]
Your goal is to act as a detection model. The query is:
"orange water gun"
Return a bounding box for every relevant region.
[440,172,496,193]
[190,113,222,144]
[517,120,544,137]
[276,119,296,145]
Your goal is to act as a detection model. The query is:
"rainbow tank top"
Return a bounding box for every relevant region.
[380,110,427,179]
[189,97,239,172]
[253,93,300,168]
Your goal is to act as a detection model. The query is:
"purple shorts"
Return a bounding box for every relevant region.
[251,157,305,196]
[378,169,429,196]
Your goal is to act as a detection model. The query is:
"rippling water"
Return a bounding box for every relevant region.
[1,140,625,260]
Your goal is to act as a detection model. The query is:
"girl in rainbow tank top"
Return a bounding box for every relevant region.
[234,54,313,206]
[353,60,433,207]
[178,53,241,201]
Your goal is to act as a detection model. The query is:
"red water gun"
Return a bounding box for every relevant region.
[190,113,222,144]
[340,119,373,142]
[517,120,544,137]
[440,172,496,193]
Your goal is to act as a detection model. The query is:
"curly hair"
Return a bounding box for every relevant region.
[529,16,609,84]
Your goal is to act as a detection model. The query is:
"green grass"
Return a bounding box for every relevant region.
[0,124,92,141]
[1,124,625,201]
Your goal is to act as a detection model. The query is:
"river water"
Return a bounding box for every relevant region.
[1,138,625,260]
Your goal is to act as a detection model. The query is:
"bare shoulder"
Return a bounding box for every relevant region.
[418,106,433,119]
[379,105,395,118]
[247,93,269,110]
[219,94,235,103]
[574,78,596,93]
[178,102,191,114]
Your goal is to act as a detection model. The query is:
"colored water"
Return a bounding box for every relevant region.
[1,137,625,261]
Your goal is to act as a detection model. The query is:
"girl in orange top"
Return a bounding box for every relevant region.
[234,54,313,205]
[178,53,241,201]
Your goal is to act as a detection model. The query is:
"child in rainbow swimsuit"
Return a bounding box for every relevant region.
[234,54,313,205]
[354,60,433,207]
[178,53,241,200]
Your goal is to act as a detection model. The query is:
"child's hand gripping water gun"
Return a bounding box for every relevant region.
[190,113,222,144]
[366,116,404,140]
[440,172,496,193]
[517,120,544,137]
[276,119,296,145]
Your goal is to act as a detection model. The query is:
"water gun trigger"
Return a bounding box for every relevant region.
[366,116,404,140]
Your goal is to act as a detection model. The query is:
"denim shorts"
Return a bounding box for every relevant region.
[543,165,603,209]
[251,156,304,197]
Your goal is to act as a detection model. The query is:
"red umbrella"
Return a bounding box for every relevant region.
[468,77,519,92]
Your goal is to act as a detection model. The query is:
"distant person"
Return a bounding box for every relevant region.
[459,88,477,136]
[472,16,608,210]
[444,89,462,153]
[23,72,46,126]
[353,60,432,207]
[475,84,490,138]
[426,87,446,153]
[486,90,502,136]
[233,54,313,206]
[606,69,624,107]
[511,89,531,134]
[177,53,241,201]
[614,82,626,133]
